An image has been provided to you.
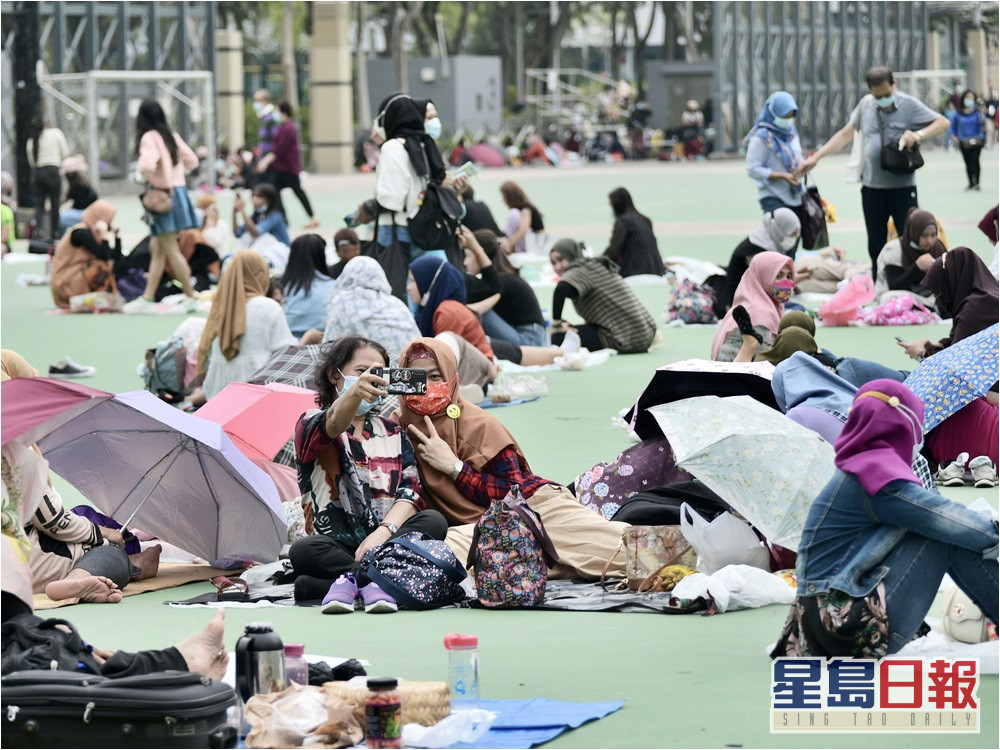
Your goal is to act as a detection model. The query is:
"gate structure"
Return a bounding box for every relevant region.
[712,1,928,151]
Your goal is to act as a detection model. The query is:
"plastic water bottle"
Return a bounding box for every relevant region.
[444,633,479,710]
[284,644,308,687]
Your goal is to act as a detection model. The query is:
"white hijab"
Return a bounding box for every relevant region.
[748,207,801,254]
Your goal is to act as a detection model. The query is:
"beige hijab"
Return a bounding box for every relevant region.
[197,250,270,374]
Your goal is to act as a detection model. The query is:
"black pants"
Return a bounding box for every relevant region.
[961,145,982,187]
[861,185,919,272]
[289,509,449,601]
[33,165,62,240]
[271,170,314,219]
[551,324,604,352]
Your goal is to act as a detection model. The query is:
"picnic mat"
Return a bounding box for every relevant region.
[33,563,234,610]
[537,579,708,614]
[449,698,625,748]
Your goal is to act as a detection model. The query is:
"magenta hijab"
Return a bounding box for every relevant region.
[711,251,793,360]
[834,379,924,495]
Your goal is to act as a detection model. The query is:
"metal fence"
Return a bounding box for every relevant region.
[38,70,216,193]
[713,1,928,151]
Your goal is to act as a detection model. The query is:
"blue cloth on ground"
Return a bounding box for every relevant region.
[449,698,625,749]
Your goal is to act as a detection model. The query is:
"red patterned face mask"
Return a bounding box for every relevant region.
[403,379,453,416]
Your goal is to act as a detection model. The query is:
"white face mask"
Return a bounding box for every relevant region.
[964,98,976,108]
[252,101,265,115]
[779,234,799,251]
[772,116,794,130]
[424,117,442,140]
[874,94,896,109]
[372,120,386,141]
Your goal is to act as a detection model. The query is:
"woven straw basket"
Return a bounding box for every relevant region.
[322,680,451,726]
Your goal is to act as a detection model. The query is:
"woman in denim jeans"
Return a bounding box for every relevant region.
[773,379,998,658]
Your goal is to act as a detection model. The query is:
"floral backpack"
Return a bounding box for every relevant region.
[663,278,718,325]
[467,486,559,608]
[361,532,468,610]
[860,292,941,326]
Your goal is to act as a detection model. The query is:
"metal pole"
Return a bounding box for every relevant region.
[808,2,816,149]
[515,4,524,100]
[86,72,100,194]
[204,73,216,192]
[712,0,724,150]
[13,0,41,208]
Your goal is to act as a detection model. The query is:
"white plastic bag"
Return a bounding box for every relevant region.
[671,564,795,613]
[679,504,770,575]
[401,709,497,748]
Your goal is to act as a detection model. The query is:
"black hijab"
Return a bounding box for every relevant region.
[376,93,446,182]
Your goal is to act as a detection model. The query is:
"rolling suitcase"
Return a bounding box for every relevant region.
[2,669,237,748]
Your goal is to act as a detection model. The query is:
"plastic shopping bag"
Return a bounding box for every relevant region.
[679,504,770,575]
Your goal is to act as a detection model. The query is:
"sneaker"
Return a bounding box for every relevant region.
[48,357,97,379]
[934,452,969,487]
[969,456,999,488]
[122,296,158,314]
[359,581,398,613]
[179,296,200,313]
[321,573,359,614]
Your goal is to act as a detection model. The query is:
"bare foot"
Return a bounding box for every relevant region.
[176,609,228,680]
[45,573,123,603]
[129,544,162,581]
[304,218,320,229]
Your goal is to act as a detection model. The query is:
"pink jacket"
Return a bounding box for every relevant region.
[138,130,198,188]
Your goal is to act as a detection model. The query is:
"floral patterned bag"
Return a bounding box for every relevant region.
[600,525,696,591]
[663,279,718,324]
[467,486,559,608]
[361,532,468,610]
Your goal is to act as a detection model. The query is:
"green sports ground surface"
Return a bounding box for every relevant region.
[1,150,996,748]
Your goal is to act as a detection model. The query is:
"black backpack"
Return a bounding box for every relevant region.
[408,144,463,250]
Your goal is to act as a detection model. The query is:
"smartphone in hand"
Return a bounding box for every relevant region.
[371,367,428,395]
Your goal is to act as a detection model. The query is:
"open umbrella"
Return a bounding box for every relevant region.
[626,359,779,440]
[248,344,325,390]
[196,381,316,462]
[2,377,285,563]
[903,323,999,431]
[648,395,835,551]
[467,143,507,167]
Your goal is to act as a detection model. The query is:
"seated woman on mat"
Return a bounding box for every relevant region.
[750,311,838,368]
[288,336,448,610]
[771,380,998,658]
[500,180,546,255]
[548,239,657,354]
[232,182,290,272]
[198,250,297,400]
[874,208,946,306]
[897,246,999,361]
[2,435,227,676]
[310,256,420,365]
[1,349,162,603]
[461,228,547,348]
[396,337,629,581]
[280,233,336,339]
[604,187,665,278]
[49,200,121,309]
[717,209,801,314]
[409,255,559,366]
[710,251,794,362]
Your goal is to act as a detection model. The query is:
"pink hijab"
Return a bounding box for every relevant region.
[711,251,793,359]
[834,379,923,495]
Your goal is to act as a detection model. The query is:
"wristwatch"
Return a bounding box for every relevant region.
[379,522,398,534]
[449,459,464,480]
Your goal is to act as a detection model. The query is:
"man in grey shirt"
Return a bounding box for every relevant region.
[798,66,949,270]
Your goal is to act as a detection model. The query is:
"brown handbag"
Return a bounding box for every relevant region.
[140,184,174,214]
[600,525,696,591]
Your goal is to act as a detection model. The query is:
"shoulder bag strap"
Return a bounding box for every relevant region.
[599,534,626,591]
[391,536,468,582]
[511,502,560,566]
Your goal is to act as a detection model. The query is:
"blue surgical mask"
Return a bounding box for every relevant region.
[874,95,896,109]
[339,373,381,416]
[424,117,442,140]
[964,98,976,108]
[772,116,794,130]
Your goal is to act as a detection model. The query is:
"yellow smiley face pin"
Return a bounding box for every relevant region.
[446,404,461,419]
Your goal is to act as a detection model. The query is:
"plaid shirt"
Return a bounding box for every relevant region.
[454,446,550,508]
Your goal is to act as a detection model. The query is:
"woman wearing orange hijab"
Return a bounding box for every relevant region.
[49,199,120,308]
[396,337,628,580]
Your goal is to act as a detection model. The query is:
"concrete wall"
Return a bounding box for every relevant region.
[367,55,502,132]
[646,61,715,132]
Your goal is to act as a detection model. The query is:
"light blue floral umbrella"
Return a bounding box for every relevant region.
[903,323,999,431]
[648,395,835,551]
